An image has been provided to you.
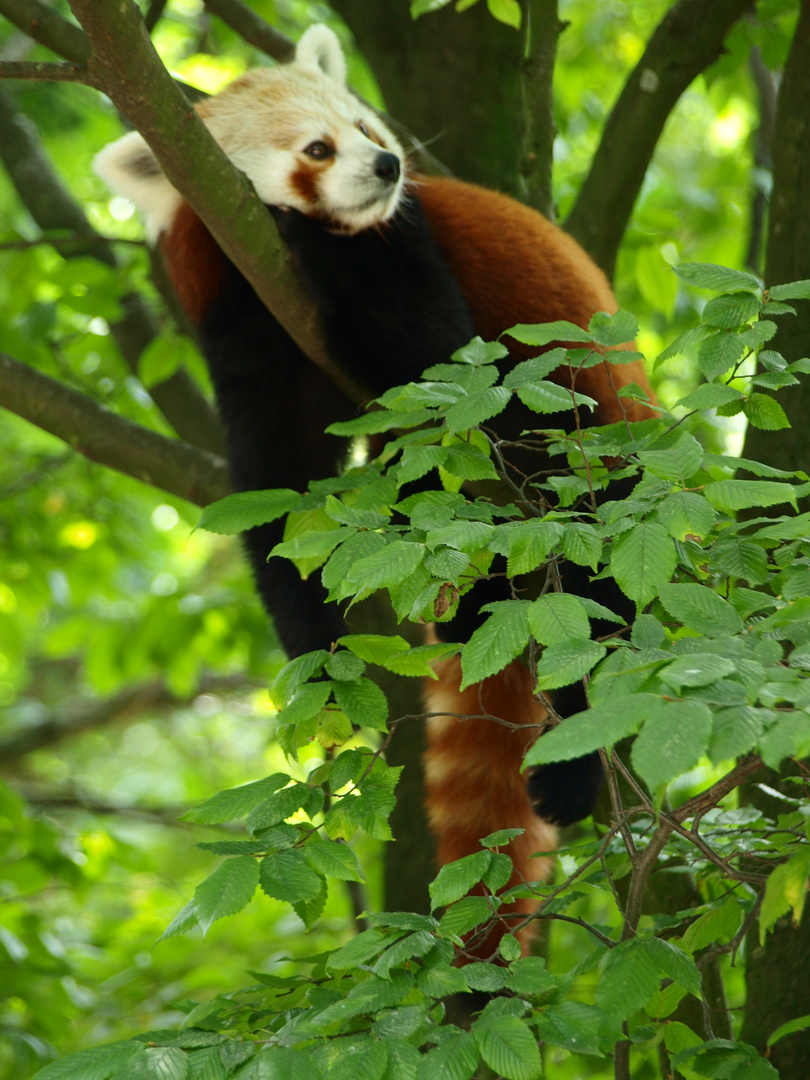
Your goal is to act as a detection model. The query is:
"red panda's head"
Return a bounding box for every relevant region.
[94,25,406,239]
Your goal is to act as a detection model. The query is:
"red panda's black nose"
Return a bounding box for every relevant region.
[375,152,400,184]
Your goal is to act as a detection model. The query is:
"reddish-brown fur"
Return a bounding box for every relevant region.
[161,174,656,959]
[424,644,556,959]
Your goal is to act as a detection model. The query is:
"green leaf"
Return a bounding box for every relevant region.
[397,445,448,483]
[638,432,704,483]
[503,350,567,388]
[708,706,775,763]
[183,774,290,824]
[254,1047,323,1080]
[193,856,259,934]
[198,490,302,534]
[303,839,364,882]
[385,643,460,677]
[472,1016,543,1080]
[760,848,810,943]
[324,650,366,682]
[145,1046,189,1080]
[697,333,749,380]
[767,1014,810,1047]
[503,520,563,576]
[426,519,494,553]
[271,527,352,563]
[674,383,745,410]
[346,540,425,590]
[524,694,658,765]
[32,1042,145,1080]
[702,291,763,328]
[486,0,522,28]
[588,309,638,346]
[595,938,663,1019]
[657,583,743,637]
[528,593,590,645]
[332,677,389,732]
[323,495,388,529]
[429,850,491,908]
[561,522,601,569]
[444,385,511,434]
[744,393,791,430]
[658,654,737,691]
[328,928,398,972]
[674,262,762,293]
[158,900,199,942]
[534,639,606,690]
[340,634,411,665]
[438,896,494,939]
[418,1030,480,1080]
[259,850,323,904]
[646,937,701,997]
[505,320,592,346]
[703,479,798,513]
[611,523,677,606]
[517,380,595,414]
[460,601,531,689]
[768,279,810,300]
[683,900,742,953]
[656,491,716,541]
[631,700,713,789]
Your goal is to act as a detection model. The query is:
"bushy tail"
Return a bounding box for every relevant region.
[423,651,556,960]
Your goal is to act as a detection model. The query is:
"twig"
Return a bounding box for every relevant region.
[0,60,93,83]
[0,0,92,63]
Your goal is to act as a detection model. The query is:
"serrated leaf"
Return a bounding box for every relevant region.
[768,279,810,300]
[340,634,411,664]
[704,479,798,512]
[345,540,425,590]
[525,694,658,765]
[418,1030,480,1080]
[397,445,448,484]
[183,774,290,824]
[254,1047,323,1080]
[675,383,745,410]
[198,490,302,535]
[444,385,511,434]
[459,601,531,689]
[588,309,638,346]
[271,527,352,564]
[744,393,791,430]
[145,1046,189,1080]
[561,522,601,569]
[324,495,388,529]
[303,839,364,882]
[517,380,595,414]
[631,699,713,789]
[638,432,704,483]
[259,850,323,903]
[473,1016,543,1080]
[595,938,663,1019]
[328,406,434,435]
[708,706,775,763]
[503,350,567,388]
[760,847,810,943]
[656,490,716,541]
[333,678,388,731]
[657,583,743,637]
[429,850,491,908]
[32,1042,145,1080]
[507,957,556,997]
[702,291,763,328]
[611,522,677,606]
[416,963,468,998]
[534,639,606,690]
[194,857,259,934]
[505,320,592,346]
[697,332,749,380]
[158,900,198,942]
[324,651,366,681]
[385,643,460,677]
[683,900,742,953]
[658,654,737,691]
[438,896,495,939]
[503,520,563,576]
[646,937,701,997]
[528,593,590,645]
[674,263,762,293]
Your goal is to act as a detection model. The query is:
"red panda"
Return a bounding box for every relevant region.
[95,24,655,958]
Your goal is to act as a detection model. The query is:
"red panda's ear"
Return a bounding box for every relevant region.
[295,24,347,87]
[94,130,179,242]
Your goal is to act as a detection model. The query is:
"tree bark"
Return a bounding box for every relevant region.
[565,0,752,278]
[743,0,810,487]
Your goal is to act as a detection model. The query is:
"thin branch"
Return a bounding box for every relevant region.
[0,0,91,63]
[0,84,225,454]
[68,0,370,409]
[0,673,259,763]
[565,0,753,279]
[0,60,93,83]
[202,0,294,62]
[0,352,230,506]
[143,0,168,34]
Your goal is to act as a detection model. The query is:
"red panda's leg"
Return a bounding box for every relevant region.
[424,647,556,960]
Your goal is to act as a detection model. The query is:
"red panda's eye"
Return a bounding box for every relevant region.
[357,121,370,138]
[303,140,333,161]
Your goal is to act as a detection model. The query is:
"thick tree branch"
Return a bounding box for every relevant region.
[202,0,294,62]
[0,0,91,62]
[565,0,752,279]
[0,84,225,454]
[0,352,230,506]
[0,673,258,763]
[0,60,92,82]
[519,0,560,217]
[67,0,370,409]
